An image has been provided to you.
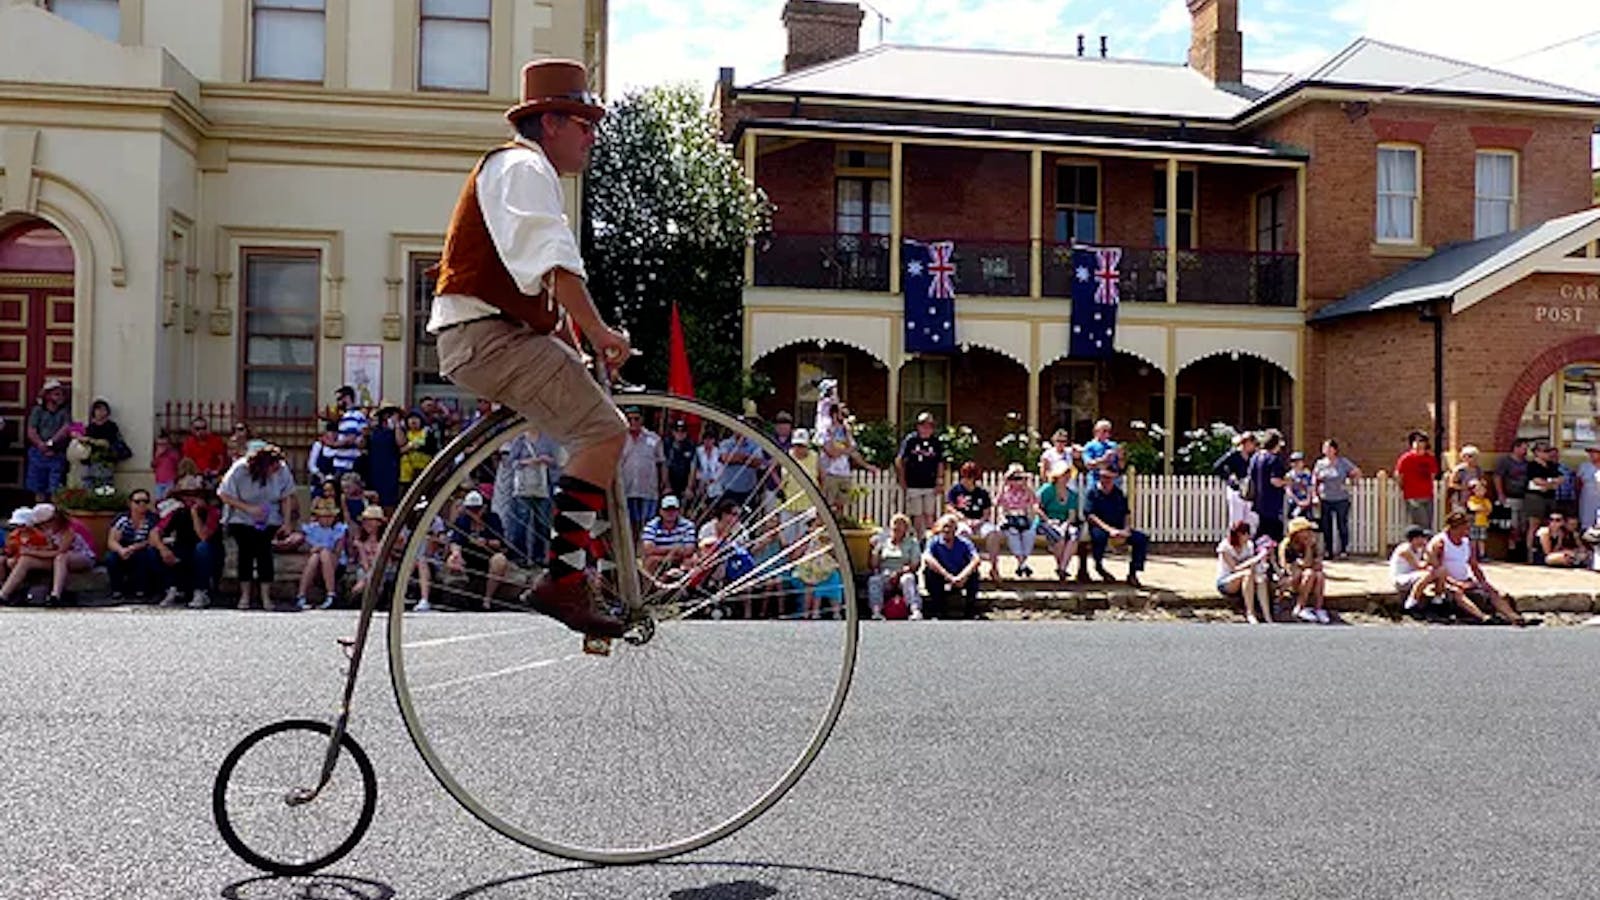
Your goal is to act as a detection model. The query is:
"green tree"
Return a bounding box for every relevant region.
[582,84,770,415]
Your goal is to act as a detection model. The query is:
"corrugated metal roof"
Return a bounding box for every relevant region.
[1311,207,1600,322]
[749,45,1272,120]
[742,38,1600,122]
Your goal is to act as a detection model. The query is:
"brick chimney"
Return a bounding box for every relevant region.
[782,0,865,73]
[1187,0,1243,85]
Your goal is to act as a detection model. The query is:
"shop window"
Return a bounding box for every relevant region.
[1474,150,1517,239]
[252,0,326,83]
[405,253,471,413]
[1376,145,1421,244]
[419,0,490,92]
[1053,164,1098,244]
[1153,169,1196,249]
[899,358,949,430]
[796,352,846,429]
[1521,362,1600,450]
[46,0,120,40]
[240,250,319,416]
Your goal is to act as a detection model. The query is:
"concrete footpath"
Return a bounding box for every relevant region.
[976,550,1600,617]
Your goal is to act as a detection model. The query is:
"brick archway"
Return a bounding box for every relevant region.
[1493,335,1600,449]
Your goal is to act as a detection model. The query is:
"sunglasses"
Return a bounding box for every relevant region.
[131,497,150,505]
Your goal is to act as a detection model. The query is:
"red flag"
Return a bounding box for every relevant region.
[667,302,701,435]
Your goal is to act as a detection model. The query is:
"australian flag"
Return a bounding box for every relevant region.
[1068,246,1121,359]
[904,239,956,353]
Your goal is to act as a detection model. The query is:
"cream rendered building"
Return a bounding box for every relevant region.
[0,0,605,492]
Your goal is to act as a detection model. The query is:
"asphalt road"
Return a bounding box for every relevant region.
[3,609,1599,899]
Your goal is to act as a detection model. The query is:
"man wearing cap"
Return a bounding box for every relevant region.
[446,490,510,611]
[428,58,630,637]
[640,495,696,574]
[896,412,946,537]
[663,420,697,500]
[25,379,71,502]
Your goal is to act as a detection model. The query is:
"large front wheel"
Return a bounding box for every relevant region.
[384,394,859,864]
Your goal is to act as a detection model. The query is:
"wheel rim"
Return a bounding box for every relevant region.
[386,394,859,863]
[212,719,377,876]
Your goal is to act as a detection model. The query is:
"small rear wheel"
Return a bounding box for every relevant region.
[212,719,378,876]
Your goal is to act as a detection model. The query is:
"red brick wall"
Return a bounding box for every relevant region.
[754,343,890,426]
[904,146,1030,241]
[1253,102,1596,307]
[759,139,837,235]
[1312,308,1436,468]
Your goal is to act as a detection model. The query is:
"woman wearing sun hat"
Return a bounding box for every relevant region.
[1278,516,1328,623]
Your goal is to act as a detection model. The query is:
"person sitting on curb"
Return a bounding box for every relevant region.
[150,488,222,609]
[1036,460,1084,582]
[868,513,923,621]
[296,497,348,611]
[922,513,981,620]
[1391,524,1493,624]
[1428,510,1528,626]
[1535,511,1591,568]
[1217,519,1273,624]
[1084,468,1149,588]
[1279,517,1328,624]
[640,495,697,576]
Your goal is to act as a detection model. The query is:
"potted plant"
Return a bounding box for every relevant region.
[994,412,1041,470]
[53,483,129,554]
[836,483,879,575]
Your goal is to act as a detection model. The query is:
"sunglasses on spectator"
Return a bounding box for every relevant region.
[131,496,150,504]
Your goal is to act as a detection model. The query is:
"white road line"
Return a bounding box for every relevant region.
[412,653,587,692]
[402,626,553,650]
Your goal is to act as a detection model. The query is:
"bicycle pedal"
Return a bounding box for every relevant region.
[582,635,613,656]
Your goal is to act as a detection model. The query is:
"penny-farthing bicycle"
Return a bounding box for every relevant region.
[211,363,860,874]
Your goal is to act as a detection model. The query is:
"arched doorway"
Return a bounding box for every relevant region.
[0,219,76,491]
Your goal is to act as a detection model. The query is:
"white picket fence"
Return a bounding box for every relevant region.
[848,468,1440,555]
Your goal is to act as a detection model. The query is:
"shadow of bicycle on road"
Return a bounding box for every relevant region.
[221,860,963,900]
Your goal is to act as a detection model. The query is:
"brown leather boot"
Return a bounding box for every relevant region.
[526,574,625,638]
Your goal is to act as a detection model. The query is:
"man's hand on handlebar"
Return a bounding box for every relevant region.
[591,326,633,374]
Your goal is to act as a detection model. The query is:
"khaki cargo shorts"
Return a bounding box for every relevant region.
[437,318,626,452]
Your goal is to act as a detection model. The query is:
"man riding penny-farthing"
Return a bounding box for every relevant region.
[212,59,859,873]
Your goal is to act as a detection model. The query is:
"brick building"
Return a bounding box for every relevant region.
[718,0,1600,471]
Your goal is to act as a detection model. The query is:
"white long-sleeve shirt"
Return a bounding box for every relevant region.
[427,137,586,333]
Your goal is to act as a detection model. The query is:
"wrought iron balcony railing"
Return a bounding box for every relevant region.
[754,231,891,292]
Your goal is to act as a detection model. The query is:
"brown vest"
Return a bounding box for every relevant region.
[433,143,561,334]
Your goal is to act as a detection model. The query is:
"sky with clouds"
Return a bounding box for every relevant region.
[609,0,1600,163]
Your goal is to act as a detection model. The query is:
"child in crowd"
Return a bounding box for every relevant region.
[296,497,347,611]
[151,430,182,500]
[348,506,389,603]
[399,411,435,487]
[173,457,205,493]
[1287,451,1317,521]
[1466,479,1493,559]
[1390,524,1434,612]
[1,507,47,590]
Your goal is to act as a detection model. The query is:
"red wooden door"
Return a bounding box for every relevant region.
[0,220,76,494]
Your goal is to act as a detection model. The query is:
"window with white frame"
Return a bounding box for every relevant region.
[1376,145,1420,243]
[252,0,326,83]
[241,250,320,416]
[1474,151,1517,239]
[46,0,120,41]
[419,0,490,92]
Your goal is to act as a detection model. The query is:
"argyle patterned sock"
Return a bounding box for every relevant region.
[550,475,607,584]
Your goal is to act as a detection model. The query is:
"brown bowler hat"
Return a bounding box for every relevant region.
[506,59,605,124]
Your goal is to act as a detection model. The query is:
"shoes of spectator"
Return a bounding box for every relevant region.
[871,611,885,620]
[1074,569,1092,584]
[909,609,923,620]
[1126,573,1141,589]
[1314,608,1331,625]
[413,599,432,613]
[295,596,309,611]
[109,590,124,600]
[44,594,61,607]
[524,574,626,638]
[318,594,336,611]
[188,590,211,610]
[236,595,251,611]
[133,590,147,601]
[1096,567,1116,583]
[1295,607,1319,623]
[159,587,183,608]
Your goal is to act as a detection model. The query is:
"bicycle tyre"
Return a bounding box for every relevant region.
[385,393,858,864]
[212,718,378,876]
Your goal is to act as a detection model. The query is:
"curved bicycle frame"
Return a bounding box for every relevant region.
[291,390,858,865]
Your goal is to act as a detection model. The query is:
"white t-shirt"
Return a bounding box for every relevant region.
[822,424,854,478]
[1389,542,1425,582]
[1039,444,1073,476]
